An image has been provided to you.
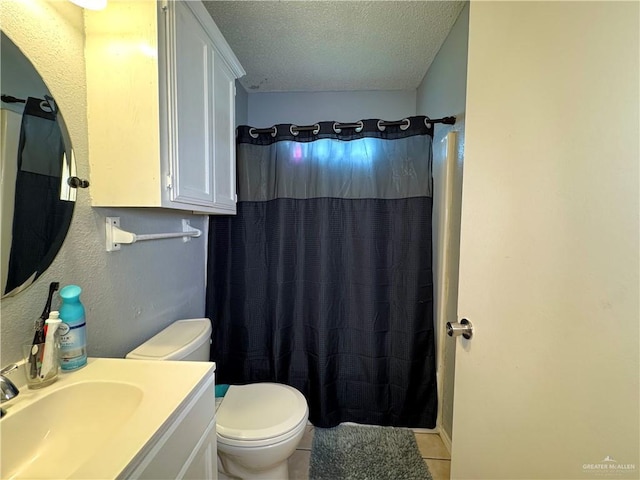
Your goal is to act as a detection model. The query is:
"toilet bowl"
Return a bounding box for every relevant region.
[126,318,309,480]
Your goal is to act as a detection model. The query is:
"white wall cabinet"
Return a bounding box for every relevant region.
[85,0,244,214]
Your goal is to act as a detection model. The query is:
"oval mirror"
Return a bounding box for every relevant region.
[1,31,76,298]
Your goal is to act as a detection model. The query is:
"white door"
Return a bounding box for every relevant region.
[451,2,639,479]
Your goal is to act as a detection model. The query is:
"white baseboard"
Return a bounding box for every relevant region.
[439,427,452,455]
[411,427,439,434]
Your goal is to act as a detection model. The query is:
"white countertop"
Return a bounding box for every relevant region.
[0,357,215,479]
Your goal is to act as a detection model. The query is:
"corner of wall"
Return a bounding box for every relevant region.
[414,0,469,442]
[235,80,249,126]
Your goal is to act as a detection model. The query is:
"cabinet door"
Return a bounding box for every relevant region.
[170,1,216,207]
[181,422,218,480]
[212,55,237,213]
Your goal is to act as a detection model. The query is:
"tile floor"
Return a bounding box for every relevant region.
[288,425,451,480]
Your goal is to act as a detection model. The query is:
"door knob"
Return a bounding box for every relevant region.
[446,318,473,339]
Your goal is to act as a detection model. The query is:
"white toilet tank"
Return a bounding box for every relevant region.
[126,318,212,361]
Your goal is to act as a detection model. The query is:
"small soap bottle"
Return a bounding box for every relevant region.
[58,285,88,371]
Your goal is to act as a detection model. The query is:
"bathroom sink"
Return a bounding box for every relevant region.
[0,381,143,479]
[0,357,215,479]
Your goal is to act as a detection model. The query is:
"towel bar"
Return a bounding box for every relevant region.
[105,217,201,252]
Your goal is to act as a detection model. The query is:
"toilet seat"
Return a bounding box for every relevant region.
[217,414,307,448]
[216,383,308,448]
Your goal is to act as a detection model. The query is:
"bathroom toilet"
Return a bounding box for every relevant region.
[126,318,309,480]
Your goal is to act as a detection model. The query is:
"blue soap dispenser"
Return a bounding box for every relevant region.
[58,284,88,371]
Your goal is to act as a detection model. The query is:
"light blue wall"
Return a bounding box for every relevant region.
[235,80,248,126]
[247,90,417,127]
[417,4,469,119]
[416,2,469,442]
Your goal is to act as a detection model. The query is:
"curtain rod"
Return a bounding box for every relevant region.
[248,116,456,135]
[1,94,26,104]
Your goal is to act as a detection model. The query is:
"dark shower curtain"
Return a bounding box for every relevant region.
[206,116,438,428]
[5,97,73,294]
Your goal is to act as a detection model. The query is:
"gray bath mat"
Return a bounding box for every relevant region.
[309,424,432,480]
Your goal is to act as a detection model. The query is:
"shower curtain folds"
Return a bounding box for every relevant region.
[207,116,438,428]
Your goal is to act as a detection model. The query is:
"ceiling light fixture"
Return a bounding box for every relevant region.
[68,0,107,10]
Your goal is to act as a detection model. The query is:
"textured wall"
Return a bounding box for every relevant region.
[247,90,416,127]
[0,0,207,366]
[416,3,469,443]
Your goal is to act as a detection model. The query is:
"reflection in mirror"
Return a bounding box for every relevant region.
[1,31,75,298]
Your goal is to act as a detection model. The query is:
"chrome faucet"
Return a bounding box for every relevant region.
[1,364,20,417]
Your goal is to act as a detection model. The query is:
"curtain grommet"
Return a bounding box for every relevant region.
[249,127,259,139]
[424,117,433,130]
[40,100,53,113]
[312,123,320,135]
[400,118,410,131]
[270,126,278,137]
[43,95,57,115]
[290,125,299,136]
[377,120,386,132]
[355,120,364,133]
[333,122,341,134]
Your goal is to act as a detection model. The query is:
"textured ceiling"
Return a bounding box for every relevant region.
[203,1,466,92]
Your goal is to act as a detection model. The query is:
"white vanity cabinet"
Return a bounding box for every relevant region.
[85,0,244,214]
[126,370,218,480]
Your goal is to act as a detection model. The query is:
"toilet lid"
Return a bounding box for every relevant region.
[217,383,308,441]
